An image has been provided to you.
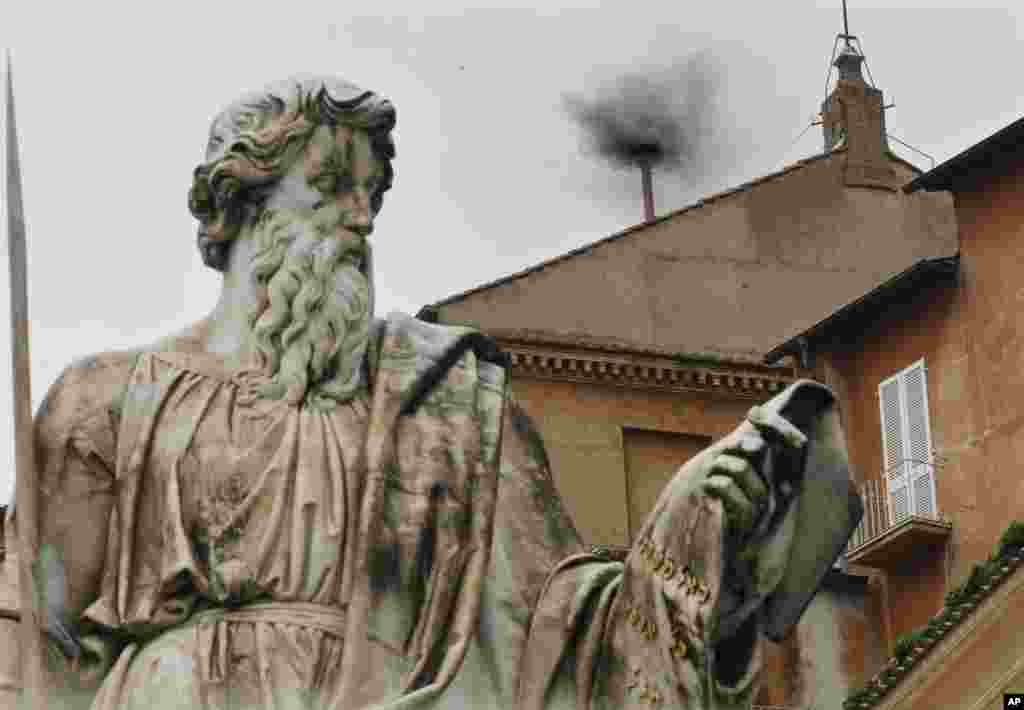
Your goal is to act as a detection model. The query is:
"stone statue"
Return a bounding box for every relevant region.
[0,76,861,710]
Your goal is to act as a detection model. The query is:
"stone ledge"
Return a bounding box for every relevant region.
[501,343,794,399]
[847,516,952,569]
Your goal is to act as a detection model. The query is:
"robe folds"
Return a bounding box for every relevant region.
[2,312,766,709]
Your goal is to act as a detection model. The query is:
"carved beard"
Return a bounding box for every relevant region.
[245,209,371,407]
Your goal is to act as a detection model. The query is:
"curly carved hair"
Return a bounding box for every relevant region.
[188,76,396,271]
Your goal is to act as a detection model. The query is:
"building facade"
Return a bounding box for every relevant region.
[422,42,960,709]
[768,116,1024,709]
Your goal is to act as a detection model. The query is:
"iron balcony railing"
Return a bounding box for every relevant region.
[845,459,944,553]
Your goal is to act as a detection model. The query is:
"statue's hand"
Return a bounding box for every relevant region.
[701,406,808,639]
[701,405,807,542]
[634,402,811,644]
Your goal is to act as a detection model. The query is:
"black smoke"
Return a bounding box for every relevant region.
[563,53,722,176]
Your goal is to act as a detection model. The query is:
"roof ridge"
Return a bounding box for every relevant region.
[422,149,848,311]
[764,254,960,364]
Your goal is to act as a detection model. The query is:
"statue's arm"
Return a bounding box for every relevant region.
[514,402,808,709]
[492,398,586,610]
[594,406,807,709]
[0,352,136,704]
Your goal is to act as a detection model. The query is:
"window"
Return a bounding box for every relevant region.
[622,428,712,542]
[878,359,937,525]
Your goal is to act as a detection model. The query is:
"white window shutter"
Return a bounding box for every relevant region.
[879,375,909,524]
[903,360,936,518]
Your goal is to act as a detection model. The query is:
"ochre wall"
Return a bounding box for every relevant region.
[508,375,750,546]
[757,574,887,708]
[819,287,959,641]
[949,160,1024,574]
[819,159,1024,653]
[438,156,956,358]
[622,428,712,540]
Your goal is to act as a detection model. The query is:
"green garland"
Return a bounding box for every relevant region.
[842,519,1024,710]
[669,352,732,369]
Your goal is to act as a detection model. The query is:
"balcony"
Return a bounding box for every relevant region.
[845,477,952,569]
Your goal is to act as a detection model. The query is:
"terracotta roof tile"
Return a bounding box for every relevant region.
[764,255,960,364]
[423,146,932,314]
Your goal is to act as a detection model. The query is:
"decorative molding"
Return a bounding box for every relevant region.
[498,341,794,400]
[967,652,1024,710]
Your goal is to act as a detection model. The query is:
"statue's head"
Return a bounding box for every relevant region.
[188,75,396,271]
[189,77,396,407]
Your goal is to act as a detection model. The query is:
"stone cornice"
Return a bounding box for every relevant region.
[496,339,796,399]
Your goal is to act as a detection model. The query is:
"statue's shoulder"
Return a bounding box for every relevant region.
[42,317,212,418]
[371,313,509,414]
[35,348,143,445]
[372,312,507,369]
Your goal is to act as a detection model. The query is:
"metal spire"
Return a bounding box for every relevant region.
[5,49,47,708]
[5,53,26,258]
[842,0,852,46]
[833,0,865,82]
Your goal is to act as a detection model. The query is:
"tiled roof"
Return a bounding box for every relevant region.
[421,148,856,313]
[763,255,960,365]
[904,115,1024,193]
[423,148,925,313]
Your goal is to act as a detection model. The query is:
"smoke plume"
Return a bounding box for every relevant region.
[563,53,722,176]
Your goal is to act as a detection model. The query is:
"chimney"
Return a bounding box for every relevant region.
[820,43,898,189]
[640,161,655,223]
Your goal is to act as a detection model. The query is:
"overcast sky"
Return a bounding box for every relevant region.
[0,1,1021,501]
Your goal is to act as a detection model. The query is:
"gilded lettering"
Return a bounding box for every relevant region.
[670,638,687,659]
[627,665,663,707]
[681,572,694,594]
[638,684,663,705]
[670,623,689,660]
[640,538,653,562]
[625,606,637,625]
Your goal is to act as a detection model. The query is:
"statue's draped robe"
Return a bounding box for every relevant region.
[9,314,762,709]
